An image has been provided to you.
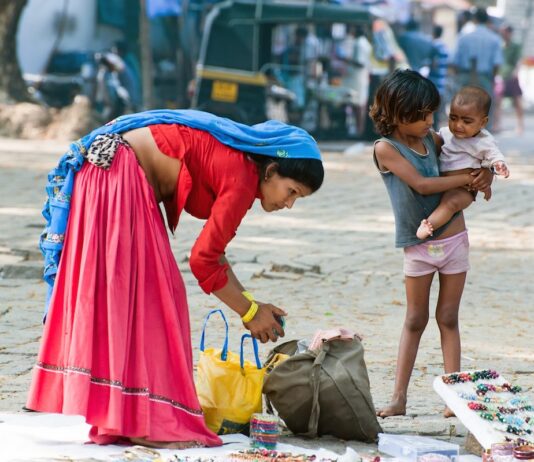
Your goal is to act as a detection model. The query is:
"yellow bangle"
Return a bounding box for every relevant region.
[241,301,259,323]
[242,290,254,302]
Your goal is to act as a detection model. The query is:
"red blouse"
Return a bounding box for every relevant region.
[149,124,260,294]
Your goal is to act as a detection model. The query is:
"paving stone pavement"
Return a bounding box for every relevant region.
[0,111,533,456]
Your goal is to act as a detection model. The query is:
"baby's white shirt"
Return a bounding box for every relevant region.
[439,127,506,172]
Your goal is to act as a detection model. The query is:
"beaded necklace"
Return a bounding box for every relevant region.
[227,449,328,461]
[456,392,508,403]
[506,437,531,446]
[478,411,531,427]
[467,401,534,414]
[442,369,499,385]
[444,370,533,443]
[476,383,522,396]
[496,423,533,437]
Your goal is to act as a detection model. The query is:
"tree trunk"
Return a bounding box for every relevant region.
[0,0,30,104]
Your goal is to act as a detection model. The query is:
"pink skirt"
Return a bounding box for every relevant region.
[26,144,221,446]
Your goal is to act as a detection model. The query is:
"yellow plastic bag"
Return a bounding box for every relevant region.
[196,309,265,435]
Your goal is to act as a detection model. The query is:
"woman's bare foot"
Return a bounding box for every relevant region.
[443,406,455,418]
[128,437,203,449]
[376,396,407,418]
[416,219,434,239]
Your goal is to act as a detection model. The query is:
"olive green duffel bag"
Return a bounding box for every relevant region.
[262,338,382,442]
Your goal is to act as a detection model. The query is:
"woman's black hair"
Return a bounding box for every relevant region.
[369,69,440,136]
[247,153,324,193]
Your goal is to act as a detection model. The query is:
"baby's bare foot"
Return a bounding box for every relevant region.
[416,219,433,239]
[377,397,407,418]
[443,406,455,418]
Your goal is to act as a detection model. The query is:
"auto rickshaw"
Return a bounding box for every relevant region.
[191,0,406,139]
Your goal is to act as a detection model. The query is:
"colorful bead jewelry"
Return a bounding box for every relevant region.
[467,401,533,415]
[510,397,533,407]
[477,410,529,427]
[444,369,533,445]
[442,369,499,384]
[496,423,533,436]
[456,391,507,404]
[476,383,522,396]
[227,449,323,461]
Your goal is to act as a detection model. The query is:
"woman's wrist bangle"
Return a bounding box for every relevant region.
[241,290,254,302]
[241,301,259,323]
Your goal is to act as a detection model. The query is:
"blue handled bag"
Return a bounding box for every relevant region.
[196,309,265,435]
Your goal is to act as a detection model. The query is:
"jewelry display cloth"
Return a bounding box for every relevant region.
[433,370,534,449]
[0,412,359,461]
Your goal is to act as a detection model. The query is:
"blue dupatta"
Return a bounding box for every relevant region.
[41,109,321,316]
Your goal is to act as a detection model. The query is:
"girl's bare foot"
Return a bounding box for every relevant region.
[443,406,455,418]
[416,219,434,239]
[376,396,407,418]
[128,437,203,449]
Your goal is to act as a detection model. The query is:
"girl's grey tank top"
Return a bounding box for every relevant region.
[373,132,457,248]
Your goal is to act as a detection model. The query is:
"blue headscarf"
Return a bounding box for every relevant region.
[41,110,321,317]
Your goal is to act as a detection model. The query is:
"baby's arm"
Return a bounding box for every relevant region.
[481,133,510,178]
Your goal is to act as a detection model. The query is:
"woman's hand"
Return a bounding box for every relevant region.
[470,168,494,192]
[244,303,287,344]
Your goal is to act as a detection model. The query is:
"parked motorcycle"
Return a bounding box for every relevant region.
[24,51,91,108]
[24,48,138,122]
[93,50,133,121]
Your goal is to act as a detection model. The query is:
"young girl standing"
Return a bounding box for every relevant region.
[370,70,493,417]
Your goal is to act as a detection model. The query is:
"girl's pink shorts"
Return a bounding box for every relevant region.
[403,230,470,277]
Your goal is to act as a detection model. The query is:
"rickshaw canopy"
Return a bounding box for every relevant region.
[201,0,376,72]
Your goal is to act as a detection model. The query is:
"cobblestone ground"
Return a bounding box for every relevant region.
[0,112,533,454]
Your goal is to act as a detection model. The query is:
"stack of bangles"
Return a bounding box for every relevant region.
[241,291,259,323]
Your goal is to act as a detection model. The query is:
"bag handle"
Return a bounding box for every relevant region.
[304,342,329,437]
[200,309,229,361]
[240,334,262,369]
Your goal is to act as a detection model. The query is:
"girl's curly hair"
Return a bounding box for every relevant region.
[369,69,440,136]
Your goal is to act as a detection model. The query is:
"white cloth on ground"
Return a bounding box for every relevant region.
[0,412,361,461]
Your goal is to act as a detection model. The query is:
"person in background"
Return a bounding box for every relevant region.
[396,19,435,76]
[339,25,372,136]
[280,26,320,115]
[457,9,475,36]
[363,19,408,139]
[452,7,503,126]
[493,25,524,134]
[428,24,449,130]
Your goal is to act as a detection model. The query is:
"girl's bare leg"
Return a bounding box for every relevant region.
[436,271,466,417]
[417,189,474,239]
[377,272,434,417]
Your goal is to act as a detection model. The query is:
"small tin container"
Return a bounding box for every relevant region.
[513,445,534,461]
